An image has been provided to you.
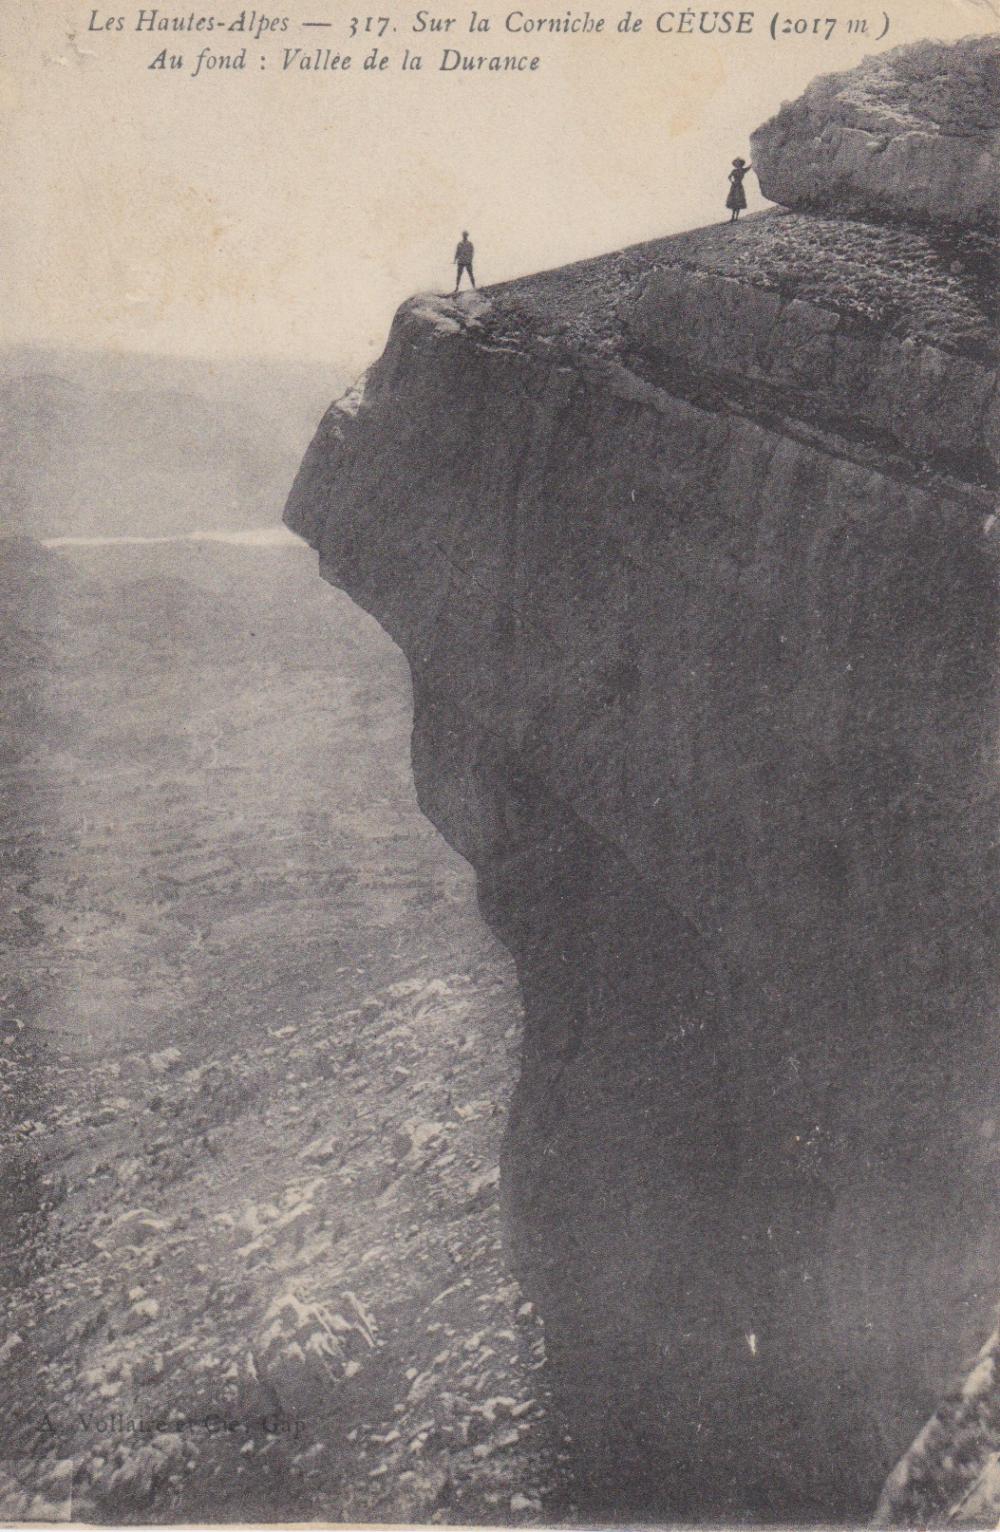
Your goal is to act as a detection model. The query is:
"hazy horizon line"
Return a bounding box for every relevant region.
[0,339,353,374]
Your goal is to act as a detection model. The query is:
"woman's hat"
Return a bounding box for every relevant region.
[732,156,746,166]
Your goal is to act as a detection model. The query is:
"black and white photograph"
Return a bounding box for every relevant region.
[2,0,999,1523]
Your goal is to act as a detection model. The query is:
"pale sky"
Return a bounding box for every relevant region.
[2,0,995,374]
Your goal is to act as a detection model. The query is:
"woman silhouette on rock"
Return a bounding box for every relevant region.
[726,157,751,221]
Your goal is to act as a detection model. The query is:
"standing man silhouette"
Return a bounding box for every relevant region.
[453,231,475,294]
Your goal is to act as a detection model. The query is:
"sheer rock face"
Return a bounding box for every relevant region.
[630,260,999,478]
[286,36,1000,1526]
[751,36,1000,230]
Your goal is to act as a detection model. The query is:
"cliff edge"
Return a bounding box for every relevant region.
[286,36,1000,1523]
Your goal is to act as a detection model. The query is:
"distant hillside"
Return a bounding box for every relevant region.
[0,349,344,538]
[0,534,329,685]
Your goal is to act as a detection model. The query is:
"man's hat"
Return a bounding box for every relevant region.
[732,157,746,166]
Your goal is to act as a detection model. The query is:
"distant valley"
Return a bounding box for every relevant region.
[0,347,342,539]
[0,354,559,1523]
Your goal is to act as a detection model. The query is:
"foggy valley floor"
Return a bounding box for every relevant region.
[0,533,567,1523]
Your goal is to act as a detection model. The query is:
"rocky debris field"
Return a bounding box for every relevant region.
[0,971,565,1524]
[0,537,569,1524]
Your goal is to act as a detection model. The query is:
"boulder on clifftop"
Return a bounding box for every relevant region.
[751,36,1000,229]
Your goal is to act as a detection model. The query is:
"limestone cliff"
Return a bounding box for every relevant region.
[286,37,1000,1523]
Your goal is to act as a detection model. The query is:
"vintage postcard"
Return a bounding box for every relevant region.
[2,0,998,1523]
